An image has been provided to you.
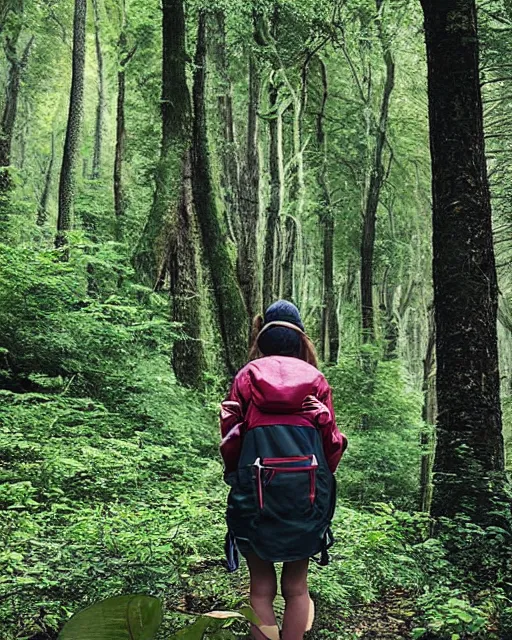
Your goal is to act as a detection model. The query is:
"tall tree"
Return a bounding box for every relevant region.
[113,0,135,242]
[238,51,262,325]
[316,57,339,363]
[192,11,248,374]
[420,0,510,526]
[37,132,55,226]
[56,0,87,249]
[132,0,191,285]
[263,75,284,310]
[360,0,395,343]
[91,0,105,180]
[0,26,34,207]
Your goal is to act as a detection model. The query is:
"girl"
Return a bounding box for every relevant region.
[220,301,347,640]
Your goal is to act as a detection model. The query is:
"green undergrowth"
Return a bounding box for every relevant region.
[1,243,511,639]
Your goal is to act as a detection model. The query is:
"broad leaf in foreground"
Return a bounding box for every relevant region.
[58,594,163,640]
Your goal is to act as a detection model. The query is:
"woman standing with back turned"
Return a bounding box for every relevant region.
[220,301,348,640]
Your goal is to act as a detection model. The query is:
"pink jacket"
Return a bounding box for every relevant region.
[220,355,347,475]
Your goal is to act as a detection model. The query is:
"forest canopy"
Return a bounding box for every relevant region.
[0,0,511,638]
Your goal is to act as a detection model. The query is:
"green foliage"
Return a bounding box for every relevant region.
[326,352,424,508]
[58,595,163,640]
[0,242,176,397]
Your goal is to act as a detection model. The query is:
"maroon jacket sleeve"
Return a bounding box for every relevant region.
[219,369,250,474]
[317,377,348,474]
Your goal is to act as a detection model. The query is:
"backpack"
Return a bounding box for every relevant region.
[225,420,336,566]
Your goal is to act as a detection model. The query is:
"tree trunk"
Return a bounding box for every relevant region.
[192,11,248,374]
[132,0,190,285]
[420,0,510,527]
[281,216,297,301]
[114,0,135,242]
[420,306,436,512]
[56,0,87,249]
[263,77,284,310]
[170,150,205,388]
[91,0,105,180]
[238,52,262,324]
[0,32,33,208]
[0,0,14,36]
[317,57,339,364]
[37,131,55,226]
[211,11,241,246]
[360,0,395,343]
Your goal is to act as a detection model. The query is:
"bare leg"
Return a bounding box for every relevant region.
[246,553,278,640]
[281,559,310,640]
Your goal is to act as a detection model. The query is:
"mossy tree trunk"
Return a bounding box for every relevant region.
[420,0,511,528]
[263,76,284,311]
[0,27,33,218]
[56,0,87,250]
[132,0,190,287]
[170,150,205,388]
[192,11,248,374]
[238,52,262,326]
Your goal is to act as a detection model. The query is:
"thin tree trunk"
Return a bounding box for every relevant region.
[0,33,34,205]
[238,52,262,323]
[114,0,135,242]
[421,0,510,528]
[91,0,105,180]
[37,131,55,226]
[263,77,284,310]
[360,0,395,343]
[317,57,339,364]
[192,11,248,374]
[420,306,436,512]
[56,0,87,249]
[281,56,307,305]
[281,216,297,300]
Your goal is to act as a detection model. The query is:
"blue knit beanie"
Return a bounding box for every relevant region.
[258,300,304,357]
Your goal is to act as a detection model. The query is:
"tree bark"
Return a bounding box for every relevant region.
[317,57,339,364]
[132,0,190,285]
[420,306,436,512]
[281,215,297,301]
[37,131,55,226]
[114,0,135,242]
[263,77,284,310]
[211,11,241,246]
[91,0,105,180]
[170,150,205,388]
[56,0,87,249]
[360,0,395,343]
[192,11,248,374]
[238,52,262,324]
[420,0,510,526]
[0,32,33,205]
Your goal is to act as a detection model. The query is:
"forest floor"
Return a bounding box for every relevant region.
[2,343,503,640]
[169,557,418,640]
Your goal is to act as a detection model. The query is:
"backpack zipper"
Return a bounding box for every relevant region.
[253,456,318,509]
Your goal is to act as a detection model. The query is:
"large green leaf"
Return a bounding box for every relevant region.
[58,595,163,640]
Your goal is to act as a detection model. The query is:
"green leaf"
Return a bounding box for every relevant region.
[457,611,473,623]
[411,629,427,640]
[58,595,163,640]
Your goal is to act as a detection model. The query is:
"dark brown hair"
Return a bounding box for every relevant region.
[248,314,319,368]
